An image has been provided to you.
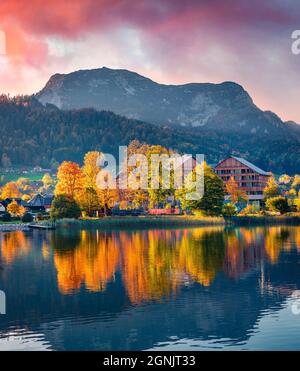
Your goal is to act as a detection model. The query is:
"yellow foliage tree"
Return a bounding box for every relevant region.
[42,173,53,188]
[82,151,102,189]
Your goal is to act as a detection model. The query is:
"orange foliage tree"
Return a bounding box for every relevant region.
[7,200,26,216]
[55,161,84,200]
[1,181,22,199]
[226,176,248,204]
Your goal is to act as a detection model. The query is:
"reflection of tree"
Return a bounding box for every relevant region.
[0,231,31,264]
[121,230,179,304]
[5,225,299,305]
[264,227,290,264]
[176,228,225,286]
[53,231,119,294]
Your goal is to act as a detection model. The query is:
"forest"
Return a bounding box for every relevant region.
[1,95,300,174]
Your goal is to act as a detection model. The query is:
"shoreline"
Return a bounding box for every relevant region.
[2,215,300,232]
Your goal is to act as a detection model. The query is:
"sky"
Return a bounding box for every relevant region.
[0,0,299,122]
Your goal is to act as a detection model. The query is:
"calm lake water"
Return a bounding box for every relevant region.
[0,225,300,351]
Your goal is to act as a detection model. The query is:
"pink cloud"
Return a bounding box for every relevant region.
[0,0,299,122]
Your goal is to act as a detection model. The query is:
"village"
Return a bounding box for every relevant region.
[0,143,299,226]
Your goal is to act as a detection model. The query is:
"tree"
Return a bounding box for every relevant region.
[7,200,26,217]
[79,188,100,217]
[263,176,280,200]
[55,161,84,200]
[266,196,290,214]
[22,213,34,223]
[292,175,300,192]
[22,194,31,202]
[16,177,30,189]
[1,182,22,199]
[222,203,237,217]
[239,203,259,215]
[0,212,11,222]
[42,173,53,188]
[82,151,102,189]
[279,174,291,185]
[225,176,248,204]
[176,162,224,216]
[51,195,81,219]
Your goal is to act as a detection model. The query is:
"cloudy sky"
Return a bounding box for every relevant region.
[0,0,299,122]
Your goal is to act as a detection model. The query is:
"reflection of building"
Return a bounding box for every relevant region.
[215,156,271,205]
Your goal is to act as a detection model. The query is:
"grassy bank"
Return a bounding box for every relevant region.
[56,215,225,230]
[226,215,300,226]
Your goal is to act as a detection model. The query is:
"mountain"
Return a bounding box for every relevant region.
[37,67,300,140]
[1,96,300,174]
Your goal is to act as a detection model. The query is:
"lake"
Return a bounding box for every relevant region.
[0,225,300,351]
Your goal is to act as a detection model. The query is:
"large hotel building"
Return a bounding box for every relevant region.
[215,156,271,205]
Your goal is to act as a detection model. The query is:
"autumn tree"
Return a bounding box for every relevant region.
[292,175,300,193]
[279,174,291,185]
[0,182,22,199]
[42,173,53,188]
[16,177,30,189]
[82,151,102,189]
[55,161,84,200]
[7,200,26,217]
[226,176,248,204]
[22,194,31,202]
[263,176,280,200]
[79,188,100,217]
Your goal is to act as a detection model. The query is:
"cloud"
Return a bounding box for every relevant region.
[0,0,299,121]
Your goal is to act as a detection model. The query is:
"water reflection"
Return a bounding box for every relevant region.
[49,227,297,301]
[1,225,300,350]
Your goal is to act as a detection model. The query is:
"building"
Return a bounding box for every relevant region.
[27,194,54,213]
[215,156,271,205]
[1,198,29,209]
[0,202,5,213]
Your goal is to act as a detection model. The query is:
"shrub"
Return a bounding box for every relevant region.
[0,212,11,222]
[222,203,237,217]
[239,204,259,216]
[36,213,44,221]
[21,212,34,223]
[266,196,290,215]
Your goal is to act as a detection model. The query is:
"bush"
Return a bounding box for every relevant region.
[239,204,260,216]
[0,212,11,222]
[36,213,44,221]
[222,203,237,217]
[51,195,81,219]
[21,212,34,223]
[266,196,290,215]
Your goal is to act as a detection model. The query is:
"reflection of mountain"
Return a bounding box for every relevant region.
[1,226,300,350]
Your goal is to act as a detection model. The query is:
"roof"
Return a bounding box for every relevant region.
[216,156,270,176]
[28,194,54,207]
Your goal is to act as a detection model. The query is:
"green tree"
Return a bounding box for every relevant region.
[266,196,290,214]
[263,176,280,200]
[222,203,237,216]
[51,195,81,219]
[176,162,224,216]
